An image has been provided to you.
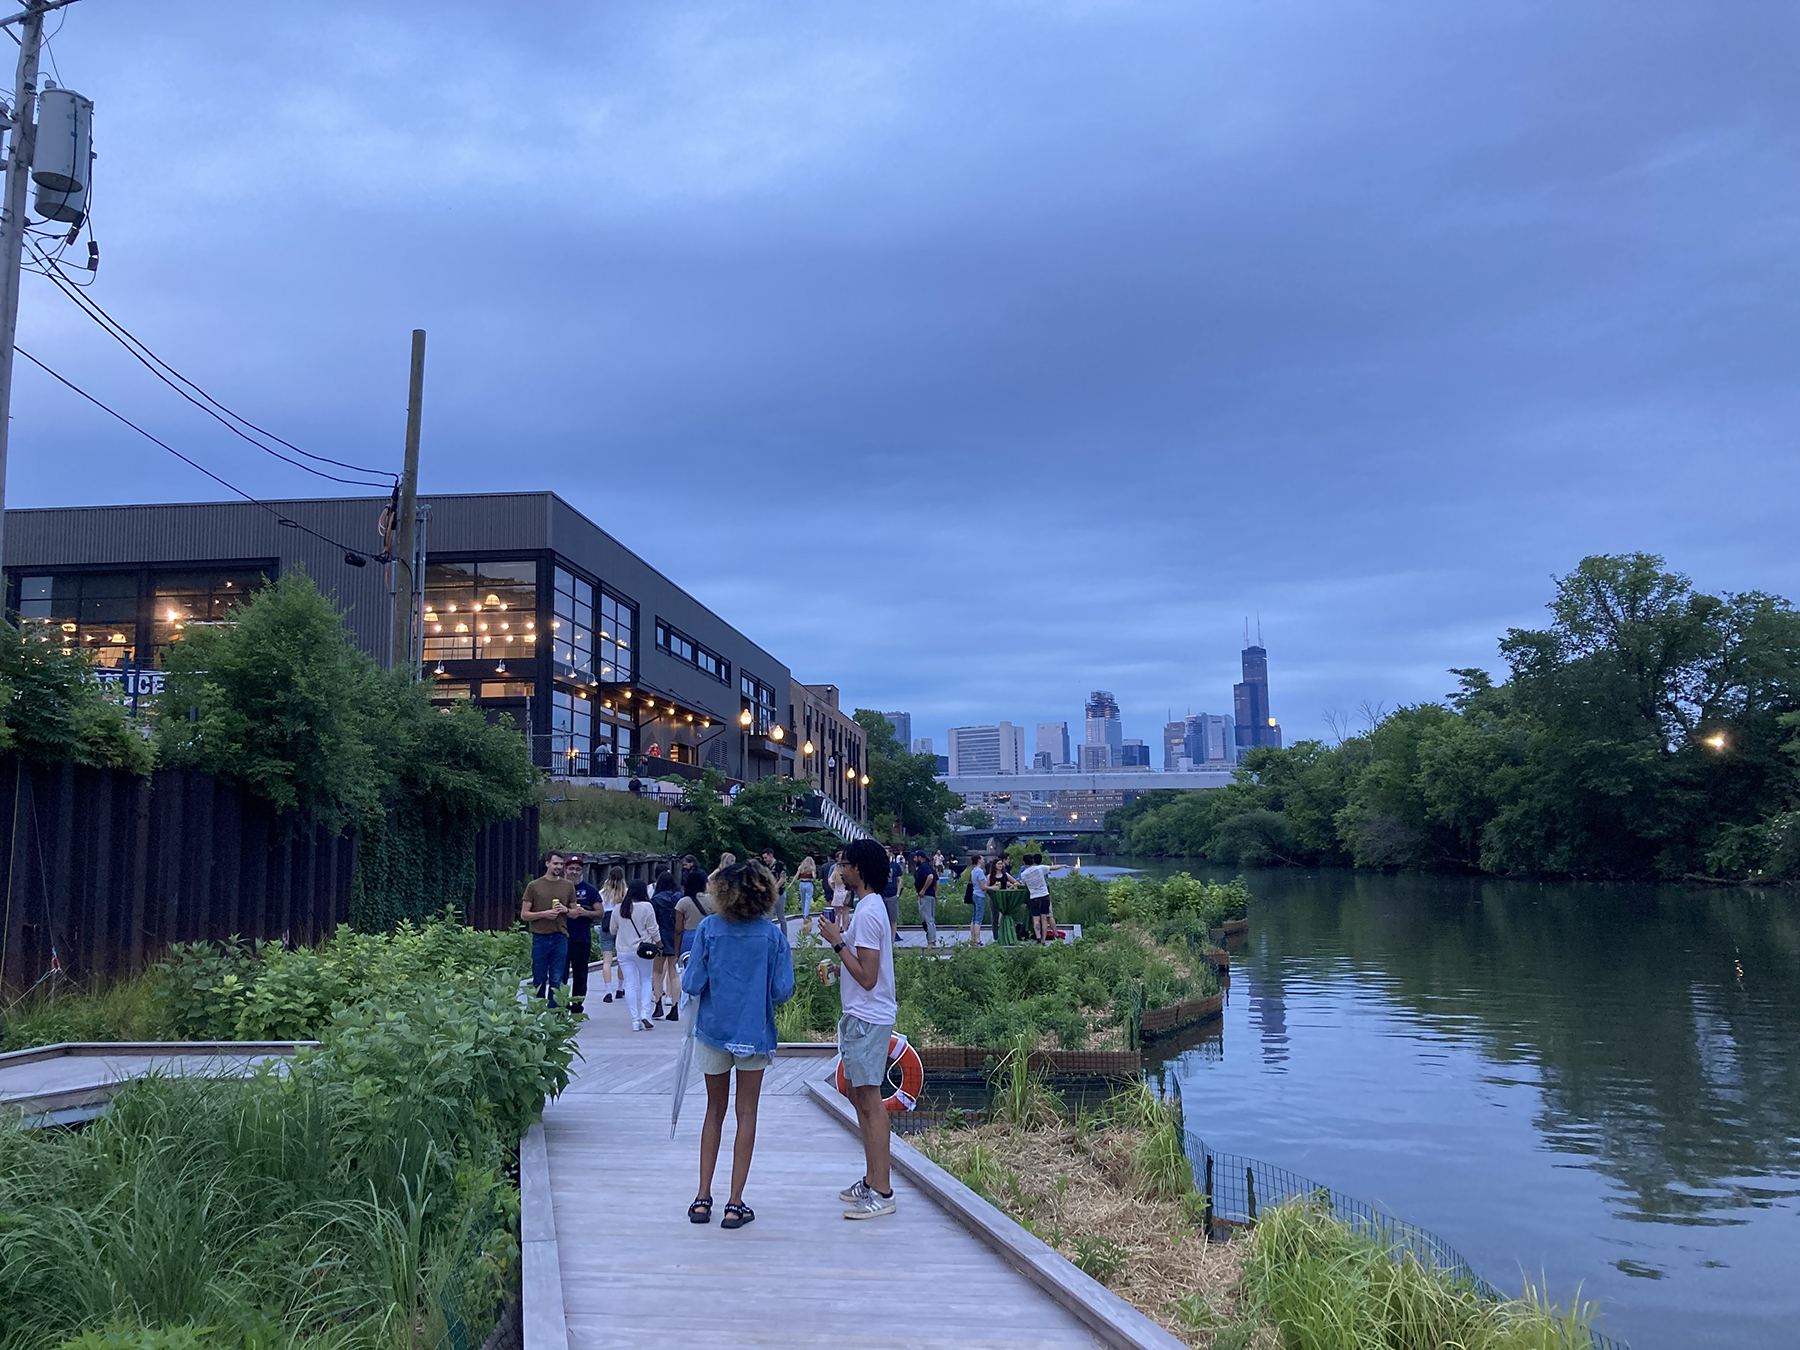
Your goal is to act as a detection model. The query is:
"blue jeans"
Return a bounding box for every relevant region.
[532,932,569,1006]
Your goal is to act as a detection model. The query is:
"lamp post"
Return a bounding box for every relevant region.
[739,706,753,783]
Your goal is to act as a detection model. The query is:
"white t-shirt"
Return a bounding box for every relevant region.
[1020,864,1054,899]
[840,895,897,1026]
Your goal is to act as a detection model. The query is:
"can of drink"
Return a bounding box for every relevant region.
[816,959,838,987]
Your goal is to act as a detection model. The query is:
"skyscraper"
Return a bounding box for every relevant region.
[948,722,1027,775]
[1117,739,1150,767]
[883,711,912,749]
[1085,690,1123,765]
[1162,720,1187,770]
[1233,630,1283,754]
[1186,713,1237,765]
[1036,720,1071,766]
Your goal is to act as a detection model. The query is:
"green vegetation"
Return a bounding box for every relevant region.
[1243,1202,1596,1350]
[539,782,698,854]
[150,574,538,929]
[0,919,574,1350]
[672,768,840,865]
[0,617,152,772]
[852,708,961,842]
[773,878,1234,1050]
[0,970,170,1050]
[1112,553,1800,881]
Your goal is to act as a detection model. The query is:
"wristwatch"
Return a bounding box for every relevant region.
[832,942,845,953]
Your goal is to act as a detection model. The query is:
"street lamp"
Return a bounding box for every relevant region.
[739,707,753,784]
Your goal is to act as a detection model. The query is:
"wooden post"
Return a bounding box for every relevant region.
[390,329,426,674]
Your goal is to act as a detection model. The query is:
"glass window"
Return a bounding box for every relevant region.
[599,590,633,682]
[553,566,594,676]
[424,560,537,666]
[15,572,139,669]
[551,686,594,774]
[149,569,262,668]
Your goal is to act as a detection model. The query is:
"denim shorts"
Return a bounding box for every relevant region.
[694,1038,771,1075]
[838,1014,895,1088]
[597,928,616,953]
[972,892,986,924]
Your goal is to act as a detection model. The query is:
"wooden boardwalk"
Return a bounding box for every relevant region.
[0,1041,308,1126]
[539,1001,1105,1349]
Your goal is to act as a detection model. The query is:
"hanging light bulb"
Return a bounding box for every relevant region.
[434,660,446,676]
[495,659,508,676]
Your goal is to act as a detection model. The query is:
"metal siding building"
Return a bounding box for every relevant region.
[3,493,796,783]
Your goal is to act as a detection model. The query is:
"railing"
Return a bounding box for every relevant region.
[1185,1132,1628,1350]
[814,794,872,842]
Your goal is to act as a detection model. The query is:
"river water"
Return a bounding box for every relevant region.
[1078,860,1800,1350]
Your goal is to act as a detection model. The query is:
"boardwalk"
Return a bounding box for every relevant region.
[0,1041,307,1126]
[539,1004,1106,1349]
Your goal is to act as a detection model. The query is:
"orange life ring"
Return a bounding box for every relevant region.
[835,1031,925,1112]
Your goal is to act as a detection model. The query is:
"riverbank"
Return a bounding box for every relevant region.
[912,1066,1601,1350]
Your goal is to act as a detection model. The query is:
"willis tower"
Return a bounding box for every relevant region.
[1233,622,1283,754]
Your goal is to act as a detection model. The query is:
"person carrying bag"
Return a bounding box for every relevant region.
[615,880,663,1030]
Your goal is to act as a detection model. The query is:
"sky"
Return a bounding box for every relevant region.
[9,1,1798,755]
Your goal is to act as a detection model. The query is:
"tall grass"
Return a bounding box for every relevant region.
[1244,1201,1597,1350]
[1,972,172,1051]
[539,784,696,855]
[0,923,574,1349]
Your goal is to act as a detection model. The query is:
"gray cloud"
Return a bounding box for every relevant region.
[12,1,1798,750]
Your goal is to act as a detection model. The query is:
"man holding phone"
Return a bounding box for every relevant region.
[817,837,898,1220]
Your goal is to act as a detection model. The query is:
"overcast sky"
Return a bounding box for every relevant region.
[11,2,1798,753]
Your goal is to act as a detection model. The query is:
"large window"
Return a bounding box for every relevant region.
[741,672,776,735]
[552,567,593,676]
[424,561,537,664]
[551,686,593,774]
[657,618,729,684]
[599,590,632,682]
[15,567,262,669]
[151,571,264,666]
[17,572,136,669]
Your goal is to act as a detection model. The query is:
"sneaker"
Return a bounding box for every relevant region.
[602,992,614,1003]
[843,1190,896,1221]
[839,1177,871,1203]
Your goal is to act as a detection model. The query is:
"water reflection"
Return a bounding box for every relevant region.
[1113,861,1800,1350]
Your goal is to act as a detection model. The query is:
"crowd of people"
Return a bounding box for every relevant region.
[516,836,1074,1227]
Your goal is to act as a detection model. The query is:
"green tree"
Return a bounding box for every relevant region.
[154,572,386,828]
[0,620,151,773]
[853,708,960,839]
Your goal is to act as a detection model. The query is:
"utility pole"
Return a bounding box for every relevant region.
[390,328,425,678]
[0,2,52,572]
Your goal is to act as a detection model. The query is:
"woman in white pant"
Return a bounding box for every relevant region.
[613,879,661,1031]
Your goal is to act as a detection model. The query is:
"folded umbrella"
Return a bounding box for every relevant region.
[669,953,697,1139]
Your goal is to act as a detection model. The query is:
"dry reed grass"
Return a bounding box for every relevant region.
[917,1117,1265,1348]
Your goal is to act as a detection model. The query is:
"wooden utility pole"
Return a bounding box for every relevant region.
[390,329,425,676]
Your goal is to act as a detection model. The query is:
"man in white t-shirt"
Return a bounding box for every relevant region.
[1018,852,1070,943]
[967,856,989,947]
[817,837,898,1220]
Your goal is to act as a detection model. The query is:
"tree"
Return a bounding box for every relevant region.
[154,572,387,828]
[852,709,961,839]
[0,619,151,773]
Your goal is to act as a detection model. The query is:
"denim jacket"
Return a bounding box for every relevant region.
[680,914,795,1057]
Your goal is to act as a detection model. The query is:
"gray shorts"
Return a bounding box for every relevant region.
[839,1014,895,1089]
[694,1038,771,1075]
[882,893,899,927]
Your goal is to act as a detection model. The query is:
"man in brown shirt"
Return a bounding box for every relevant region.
[521,853,576,1006]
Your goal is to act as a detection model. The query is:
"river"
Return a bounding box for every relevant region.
[1075,860,1800,1350]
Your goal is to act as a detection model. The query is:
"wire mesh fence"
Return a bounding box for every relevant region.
[1186,1132,1629,1350]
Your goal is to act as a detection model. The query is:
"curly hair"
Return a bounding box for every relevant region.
[708,859,780,923]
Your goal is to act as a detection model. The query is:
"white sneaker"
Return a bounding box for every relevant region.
[840,1177,871,1203]
[843,1190,896,1220]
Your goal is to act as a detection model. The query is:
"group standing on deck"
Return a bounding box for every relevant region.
[519,835,1079,1227]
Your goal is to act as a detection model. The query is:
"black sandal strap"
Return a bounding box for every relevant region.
[688,1196,714,1222]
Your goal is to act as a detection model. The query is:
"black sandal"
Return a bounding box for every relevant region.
[688,1196,713,1224]
[720,1203,755,1230]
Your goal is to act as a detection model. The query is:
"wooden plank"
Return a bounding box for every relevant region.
[808,1083,1187,1350]
[539,1013,1104,1349]
[520,1123,570,1350]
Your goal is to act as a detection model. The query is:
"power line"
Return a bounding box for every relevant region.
[26,244,396,486]
[15,344,379,563]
